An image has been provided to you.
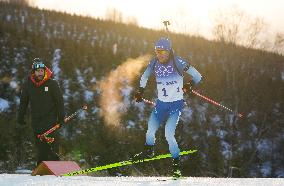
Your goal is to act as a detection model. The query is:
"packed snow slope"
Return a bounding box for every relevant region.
[0,174,284,186]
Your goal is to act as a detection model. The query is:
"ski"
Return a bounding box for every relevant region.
[62,149,197,176]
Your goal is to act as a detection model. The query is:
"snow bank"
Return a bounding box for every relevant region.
[0,175,283,186]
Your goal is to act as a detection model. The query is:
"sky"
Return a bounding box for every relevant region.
[31,0,284,40]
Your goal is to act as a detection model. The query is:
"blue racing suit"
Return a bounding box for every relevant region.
[139,55,202,158]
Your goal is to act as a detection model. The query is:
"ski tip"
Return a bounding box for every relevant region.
[179,149,198,155]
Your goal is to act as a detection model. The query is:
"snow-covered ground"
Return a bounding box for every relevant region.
[0,175,284,186]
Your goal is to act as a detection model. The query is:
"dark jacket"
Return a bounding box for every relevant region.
[17,67,65,134]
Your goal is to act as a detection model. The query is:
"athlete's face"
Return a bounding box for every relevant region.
[34,68,45,81]
[155,49,170,63]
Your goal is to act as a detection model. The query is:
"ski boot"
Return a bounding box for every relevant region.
[131,145,154,161]
[172,157,182,179]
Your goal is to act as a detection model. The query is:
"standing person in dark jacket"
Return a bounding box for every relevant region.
[17,58,65,166]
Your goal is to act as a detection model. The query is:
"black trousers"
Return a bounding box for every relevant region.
[34,135,60,166]
[32,114,60,166]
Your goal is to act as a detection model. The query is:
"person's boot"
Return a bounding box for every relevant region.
[172,157,182,179]
[145,145,154,158]
[131,145,154,161]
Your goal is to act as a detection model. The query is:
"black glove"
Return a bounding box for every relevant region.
[134,87,144,103]
[183,81,194,94]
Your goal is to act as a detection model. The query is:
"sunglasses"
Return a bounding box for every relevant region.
[33,63,45,69]
[155,49,169,55]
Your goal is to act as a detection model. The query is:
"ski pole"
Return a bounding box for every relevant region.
[163,20,170,34]
[37,105,88,143]
[191,90,243,118]
[142,98,156,106]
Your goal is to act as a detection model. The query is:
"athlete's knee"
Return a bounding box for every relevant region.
[165,130,176,142]
[146,130,155,138]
